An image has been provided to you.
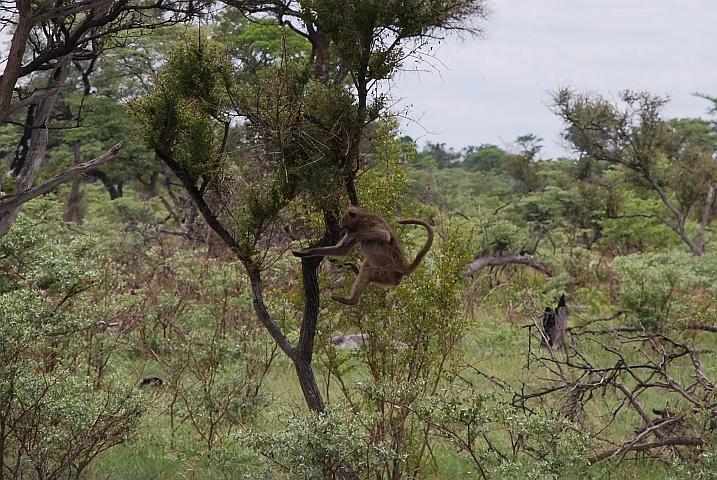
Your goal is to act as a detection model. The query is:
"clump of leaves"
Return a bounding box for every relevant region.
[130,37,232,183]
[0,210,145,478]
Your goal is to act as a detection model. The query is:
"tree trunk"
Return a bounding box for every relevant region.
[696,183,716,255]
[248,260,326,412]
[291,355,325,412]
[64,140,83,224]
[293,254,329,412]
[86,170,120,200]
[0,0,32,123]
[0,55,73,237]
[0,104,36,193]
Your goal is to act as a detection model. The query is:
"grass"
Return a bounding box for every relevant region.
[81,298,717,479]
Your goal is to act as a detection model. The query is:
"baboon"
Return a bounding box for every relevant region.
[542,294,567,349]
[293,206,434,305]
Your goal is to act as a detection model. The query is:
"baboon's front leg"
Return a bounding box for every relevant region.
[293,236,358,258]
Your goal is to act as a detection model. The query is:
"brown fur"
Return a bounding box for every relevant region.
[293,206,434,305]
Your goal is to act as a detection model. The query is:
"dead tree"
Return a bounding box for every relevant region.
[517,312,717,466]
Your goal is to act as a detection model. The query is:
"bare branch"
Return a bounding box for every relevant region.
[463,254,552,277]
[687,323,717,333]
[589,436,705,464]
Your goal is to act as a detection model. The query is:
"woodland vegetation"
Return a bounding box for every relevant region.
[2,0,717,478]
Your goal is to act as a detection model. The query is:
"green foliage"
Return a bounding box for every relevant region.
[413,141,461,169]
[481,219,526,255]
[45,86,157,196]
[6,1,717,477]
[0,209,145,478]
[599,192,679,253]
[417,388,593,479]
[463,144,511,172]
[520,186,580,225]
[130,37,231,182]
[243,403,380,478]
[611,251,717,331]
[553,88,717,255]
[89,240,276,474]
[235,61,354,195]
[670,452,717,480]
[355,117,409,213]
[303,0,483,82]
[405,152,515,217]
[215,12,311,70]
[504,135,544,194]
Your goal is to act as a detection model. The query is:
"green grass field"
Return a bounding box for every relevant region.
[81,303,717,479]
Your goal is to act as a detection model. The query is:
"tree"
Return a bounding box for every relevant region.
[553,89,717,256]
[504,134,544,193]
[0,0,201,236]
[414,141,461,169]
[131,0,488,416]
[462,143,510,172]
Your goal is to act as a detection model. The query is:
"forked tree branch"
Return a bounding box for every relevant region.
[0,143,123,216]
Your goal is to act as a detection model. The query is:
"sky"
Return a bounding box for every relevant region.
[388,0,717,159]
[2,0,715,160]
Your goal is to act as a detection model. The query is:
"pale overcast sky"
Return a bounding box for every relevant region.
[390,0,717,158]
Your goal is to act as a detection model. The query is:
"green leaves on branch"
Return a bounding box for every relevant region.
[242,404,378,478]
[304,0,486,80]
[234,61,358,215]
[553,88,717,255]
[130,39,232,183]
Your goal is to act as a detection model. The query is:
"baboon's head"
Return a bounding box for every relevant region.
[340,206,364,232]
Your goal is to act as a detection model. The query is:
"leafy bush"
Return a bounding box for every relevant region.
[611,252,717,331]
[0,211,145,478]
[242,404,380,478]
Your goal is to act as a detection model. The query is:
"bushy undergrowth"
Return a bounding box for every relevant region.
[612,251,717,331]
[0,209,145,479]
[6,181,717,480]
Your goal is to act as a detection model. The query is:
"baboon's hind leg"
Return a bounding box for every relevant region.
[331,266,402,305]
[332,266,373,305]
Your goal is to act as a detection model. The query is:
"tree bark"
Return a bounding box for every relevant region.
[0,55,73,236]
[64,140,83,224]
[697,183,716,254]
[0,0,33,122]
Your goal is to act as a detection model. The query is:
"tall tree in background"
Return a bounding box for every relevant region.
[132,0,488,412]
[553,89,717,256]
[505,133,544,193]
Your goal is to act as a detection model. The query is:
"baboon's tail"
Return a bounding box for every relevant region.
[397,218,434,275]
